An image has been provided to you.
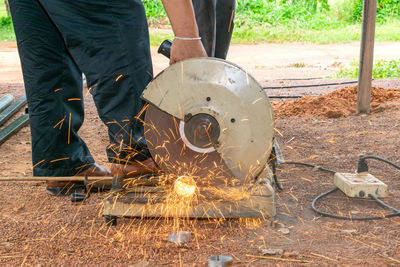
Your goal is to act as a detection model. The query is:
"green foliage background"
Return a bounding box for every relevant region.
[143,0,400,27]
[337,59,400,78]
[1,0,400,43]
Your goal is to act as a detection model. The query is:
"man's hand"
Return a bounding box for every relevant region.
[170,39,207,65]
[162,0,207,64]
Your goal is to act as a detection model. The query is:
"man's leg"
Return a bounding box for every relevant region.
[192,0,235,59]
[192,0,217,57]
[215,0,236,59]
[9,0,95,176]
[38,0,154,167]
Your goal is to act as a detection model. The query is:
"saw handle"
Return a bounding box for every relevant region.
[158,39,172,59]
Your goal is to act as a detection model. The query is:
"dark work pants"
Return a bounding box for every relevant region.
[192,0,236,59]
[9,0,153,176]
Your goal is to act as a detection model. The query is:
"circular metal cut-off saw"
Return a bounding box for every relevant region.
[103,58,277,221]
[142,58,275,189]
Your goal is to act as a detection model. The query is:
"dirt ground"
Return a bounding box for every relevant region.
[1,41,400,266]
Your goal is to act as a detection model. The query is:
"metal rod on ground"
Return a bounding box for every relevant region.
[357,0,377,114]
[0,114,30,145]
[0,95,27,127]
[0,94,14,113]
[0,175,163,187]
[0,176,111,182]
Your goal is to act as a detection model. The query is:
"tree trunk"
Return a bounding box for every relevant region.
[4,0,11,16]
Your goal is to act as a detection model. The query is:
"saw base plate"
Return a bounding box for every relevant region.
[103,169,275,224]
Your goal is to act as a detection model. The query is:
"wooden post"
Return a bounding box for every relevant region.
[4,0,11,16]
[357,0,377,114]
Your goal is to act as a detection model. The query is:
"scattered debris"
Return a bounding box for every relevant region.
[342,229,357,234]
[1,241,13,248]
[261,248,284,256]
[283,251,300,258]
[128,260,149,267]
[278,227,290,235]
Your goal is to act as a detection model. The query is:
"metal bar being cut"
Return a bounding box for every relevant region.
[0,94,14,113]
[0,175,162,187]
[357,0,377,113]
[0,95,27,127]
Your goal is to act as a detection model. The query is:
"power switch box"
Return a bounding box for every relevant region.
[333,172,388,198]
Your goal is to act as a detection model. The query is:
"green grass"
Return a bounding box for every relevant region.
[337,59,400,78]
[0,1,7,17]
[0,16,13,41]
[231,20,400,44]
[1,0,400,44]
[149,30,173,46]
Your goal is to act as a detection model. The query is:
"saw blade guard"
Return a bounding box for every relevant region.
[142,58,274,184]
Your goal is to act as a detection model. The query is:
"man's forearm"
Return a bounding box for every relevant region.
[161,0,199,38]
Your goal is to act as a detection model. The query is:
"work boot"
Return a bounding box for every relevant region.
[46,163,111,196]
[75,163,112,177]
[111,157,161,178]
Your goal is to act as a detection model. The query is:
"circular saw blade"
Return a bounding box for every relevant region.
[144,104,236,187]
[142,58,275,185]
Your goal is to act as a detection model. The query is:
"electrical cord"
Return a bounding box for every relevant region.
[357,155,400,173]
[263,80,358,90]
[280,161,337,174]
[312,188,400,221]
[273,76,331,81]
[279,158,400,221]
[269,95,308,99]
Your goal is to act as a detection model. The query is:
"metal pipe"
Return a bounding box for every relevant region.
[0,94,14,113]
[0,95,27,127]
[0,114,29,145]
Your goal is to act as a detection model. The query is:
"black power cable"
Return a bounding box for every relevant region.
[279,158,400,221]
[357,155,400,173]
[312,188,400,221]
[281,161,337,175]
[268,96,308,99]
[263,80,358,90]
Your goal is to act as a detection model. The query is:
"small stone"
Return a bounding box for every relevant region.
[278,228,290,235]
[1,242,13,248]
[283,251,300,258]
[261,248,284,256]
[342,229,357,234]
[350,210,360,214]
[128,260,149,267]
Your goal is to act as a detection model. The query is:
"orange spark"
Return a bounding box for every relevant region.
[32,159,45,168]
[115,74,123,82]
[68,112,71,144]
[53,115,66,129]
[54,88,63,92]
[50,157,70,163]
[67,98,81,101]
[228,9,235,33]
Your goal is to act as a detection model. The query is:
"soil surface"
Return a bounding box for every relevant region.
[275,86,400,118]
[1,41,400,266]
